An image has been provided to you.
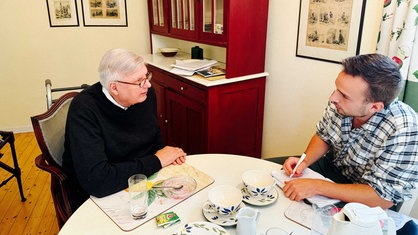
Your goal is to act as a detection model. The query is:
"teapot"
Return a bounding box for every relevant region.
[327,202,395,235]
[236,207,260,235]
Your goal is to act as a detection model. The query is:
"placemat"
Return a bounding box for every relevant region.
[284,201,313,229]
[90,163,214,231]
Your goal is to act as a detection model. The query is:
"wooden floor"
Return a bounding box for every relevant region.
[0,132,59,235]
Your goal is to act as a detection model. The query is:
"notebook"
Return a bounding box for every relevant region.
[271,168,340,207]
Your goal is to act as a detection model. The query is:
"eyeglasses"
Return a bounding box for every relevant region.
[114,71,152,88]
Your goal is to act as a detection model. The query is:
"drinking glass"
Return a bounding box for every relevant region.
[128,174,148,220]
[311,204,338,235]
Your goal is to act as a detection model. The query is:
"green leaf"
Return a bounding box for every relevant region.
[153,181,163,186]
[413,70,418,79]
[148,172,158,180]
[413,4,418,13]
[148,190,157,205]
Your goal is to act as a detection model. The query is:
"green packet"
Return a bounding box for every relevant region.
[155,211,181,228]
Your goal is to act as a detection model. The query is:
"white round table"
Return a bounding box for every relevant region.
[59,154,311,234]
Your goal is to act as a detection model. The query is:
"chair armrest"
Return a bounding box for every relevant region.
[35,155,68,182]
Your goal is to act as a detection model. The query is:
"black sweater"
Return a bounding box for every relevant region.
[62,82,163,199]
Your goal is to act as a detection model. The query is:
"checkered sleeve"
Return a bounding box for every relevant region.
[363,124,418,203]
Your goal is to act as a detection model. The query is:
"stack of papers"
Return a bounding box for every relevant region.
[170,59,218,76]
[271,169,340,207]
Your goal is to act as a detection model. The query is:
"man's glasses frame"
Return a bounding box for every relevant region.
[114,71,152,88]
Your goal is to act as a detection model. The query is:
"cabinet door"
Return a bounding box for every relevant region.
[206,78,265,158]
[165,89,206,154]
[152,80,168,144]
[169,0,197,39]
[148,0,169,33]
[198,0,226,45]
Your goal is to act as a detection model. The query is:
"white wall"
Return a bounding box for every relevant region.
[0,1,383,158]
[262,0,383,158]
[0,1,150,132]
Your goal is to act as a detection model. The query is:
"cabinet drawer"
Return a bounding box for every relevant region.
[151,68,206,103]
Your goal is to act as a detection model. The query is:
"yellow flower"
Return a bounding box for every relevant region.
[147,181,153,190]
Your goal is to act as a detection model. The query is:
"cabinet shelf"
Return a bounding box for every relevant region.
[148,0,269,78]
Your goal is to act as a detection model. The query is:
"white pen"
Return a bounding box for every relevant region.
[290,152,307,178]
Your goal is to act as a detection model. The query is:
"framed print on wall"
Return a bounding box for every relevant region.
[81,0,128,27]
[296,0,366,64]
[46,0,79,27]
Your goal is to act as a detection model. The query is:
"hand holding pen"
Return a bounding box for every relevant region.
[289,152,307,178]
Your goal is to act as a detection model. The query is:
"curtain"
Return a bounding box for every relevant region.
[376,0,418,112]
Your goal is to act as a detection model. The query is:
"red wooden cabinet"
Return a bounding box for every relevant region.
[149,65,265,158]
[197,0,227,45]
[148,0,227,45]
[169,0,198,40]
[165,89,206,154]
[147,0,269,158]
[148,0,169,34]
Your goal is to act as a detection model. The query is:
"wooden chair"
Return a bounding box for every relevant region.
[31,92,78,228]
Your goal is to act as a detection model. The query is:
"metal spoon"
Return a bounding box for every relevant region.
[152,185,184,190]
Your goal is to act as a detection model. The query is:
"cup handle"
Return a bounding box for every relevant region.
[202,201,217,213]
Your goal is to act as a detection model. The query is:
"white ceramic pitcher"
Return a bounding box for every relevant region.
[327,202,396,235]
[236,207,260,235]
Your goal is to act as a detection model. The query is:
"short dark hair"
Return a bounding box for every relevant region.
[342,53,403,107]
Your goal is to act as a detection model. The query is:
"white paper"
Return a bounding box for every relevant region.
[272,169,340,207]
[386,209,418,230]
[171,59,218,71]
[169,67,195,76]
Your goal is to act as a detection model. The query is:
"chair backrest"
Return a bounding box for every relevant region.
[45,79,89,109]
[31,92,78,167]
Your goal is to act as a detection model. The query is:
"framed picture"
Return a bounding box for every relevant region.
[296,0,366,63]
[46,0,79,27]
[81,0,128,27]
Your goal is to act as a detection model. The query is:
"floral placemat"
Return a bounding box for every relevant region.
[90,163,215,231]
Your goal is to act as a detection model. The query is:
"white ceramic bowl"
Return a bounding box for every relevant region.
[204,185,243,217]
[242,170,275,198]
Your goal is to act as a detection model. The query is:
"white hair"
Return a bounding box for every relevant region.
[98,49,145,89]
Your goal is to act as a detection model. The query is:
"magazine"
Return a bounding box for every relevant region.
[196,67,226,78]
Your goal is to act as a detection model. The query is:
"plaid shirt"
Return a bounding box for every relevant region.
[317,99,418,203]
